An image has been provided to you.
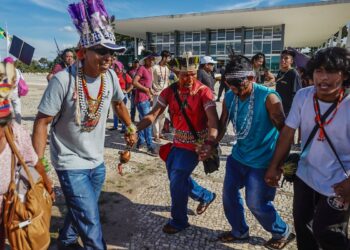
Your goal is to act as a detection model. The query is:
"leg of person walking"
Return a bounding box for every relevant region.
[312,193,350,250]
[293,177,319,250]
[222,156,250,239]
[57,163,107,250]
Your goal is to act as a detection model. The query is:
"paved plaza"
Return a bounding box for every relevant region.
[21,74,297,250]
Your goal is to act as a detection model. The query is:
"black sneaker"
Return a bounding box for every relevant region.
[147,148,158,157]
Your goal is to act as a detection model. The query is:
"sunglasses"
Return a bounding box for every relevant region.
[88,47,115,56]
[225,75,254,87]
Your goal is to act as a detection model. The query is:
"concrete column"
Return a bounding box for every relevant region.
[205,28,210,55]
[336,26,343,47]
[146,32,151,51]
[346,25,350,49]
[174,30,180,56]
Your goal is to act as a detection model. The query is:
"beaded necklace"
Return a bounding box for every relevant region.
[158,64,168,88]
[313,88,344,141]
[228,85,255,141]
[77,66,107,132]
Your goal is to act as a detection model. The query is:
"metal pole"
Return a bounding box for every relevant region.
[5,22,9,57]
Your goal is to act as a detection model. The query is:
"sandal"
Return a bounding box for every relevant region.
[264,233,296,250]
[196,193,216,215]
[217,231,249,242]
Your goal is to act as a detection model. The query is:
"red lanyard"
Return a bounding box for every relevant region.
[313,89,344,141]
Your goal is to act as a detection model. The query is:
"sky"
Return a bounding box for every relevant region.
[0,0,330,60]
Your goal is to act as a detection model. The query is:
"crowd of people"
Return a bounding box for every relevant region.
[0,1,350,250]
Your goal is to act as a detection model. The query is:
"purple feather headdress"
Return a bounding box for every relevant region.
[67,0,121,50]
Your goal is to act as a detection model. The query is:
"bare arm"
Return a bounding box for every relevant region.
[265,93,285,131]
[264,70,275,83]
[205,106,219,142]
[133,75,150,94]
[113,100,132,127]
[216,100,229,143]
[32,112,54,159]
[136,103,166,132]
[265,125,295,187]
[46,73,54,82]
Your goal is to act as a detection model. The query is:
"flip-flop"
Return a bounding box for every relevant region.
[196,193,216,215]
[264,233,296,250]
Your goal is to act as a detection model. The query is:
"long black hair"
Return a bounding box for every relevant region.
[251,52,266,69]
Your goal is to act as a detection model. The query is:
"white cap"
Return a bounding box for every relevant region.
[200,56,217,65]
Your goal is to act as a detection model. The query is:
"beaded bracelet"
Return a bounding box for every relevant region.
[40,157,51,172]
[125,123,137,135]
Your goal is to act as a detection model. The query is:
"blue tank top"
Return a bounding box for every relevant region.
[225,83,280,168]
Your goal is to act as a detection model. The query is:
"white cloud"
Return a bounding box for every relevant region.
[215,0,264,10]
[60,26,75,33]
[267,0,283,6]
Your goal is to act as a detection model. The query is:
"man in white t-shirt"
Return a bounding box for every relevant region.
[265,47,350,250]
[152,50,171,142]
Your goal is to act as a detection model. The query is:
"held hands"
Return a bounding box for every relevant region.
[35,160,56,202]
[124,123,137,147]
[333,178,350,203]
[196,141,215,161]
[264,166,283,188]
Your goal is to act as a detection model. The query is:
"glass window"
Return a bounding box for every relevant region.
[163,44,170,51]
[179,32,185,42]
[263,41,271,54]
[193,32,200,42]
[271,56,280,72]
[170,33,175,42]
[156,44,162,53]
[253,28,263,39]
[253,41,262,53]
[185,43,192,52]
[217,43,225,55]
[218,29,226,40]
[235,42,242,52]
[263,28,272,39]
[179,45,185,55]
[201,43,207,55]
[272,40,283,53]
[244,29,253,40]
[163,33,170,43]
[209,44,216,55]
[156,33,163,43]
[149,45,156,53]
[170,44,175,54]
[265,56,271,69]
[193,45,200,55]
[226,30,234,40]
[210,31,217,41]
[244,42,252,54]
[273,26,282,38]
[201,31,207,42]
[185,32,192,42]
[235,28,242,40]
[151,34,156,43]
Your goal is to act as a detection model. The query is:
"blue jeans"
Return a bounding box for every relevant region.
[223,156,288,239]
[166,147,214,230]
[113,96,128,130]
[56,163,106,250]
[130,92,136,122]
[136,100,154,149]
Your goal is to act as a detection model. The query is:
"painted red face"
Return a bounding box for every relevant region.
[179,71,196,88]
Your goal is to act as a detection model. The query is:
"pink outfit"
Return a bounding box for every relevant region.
[134,65,153,104]
[0,122,38,223]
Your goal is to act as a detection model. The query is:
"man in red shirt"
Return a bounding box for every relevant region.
[46,49,75,81]
[136,52,219,234]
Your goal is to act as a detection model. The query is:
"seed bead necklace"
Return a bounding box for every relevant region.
[228,85,255,141]
[77,66,107,132]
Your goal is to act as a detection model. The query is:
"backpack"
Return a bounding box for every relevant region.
[17,70,29,97]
